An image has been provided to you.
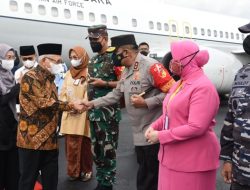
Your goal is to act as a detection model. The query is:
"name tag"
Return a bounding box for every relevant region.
[73,79,81,86]
[129,80,141,93]
[164,115,169,130]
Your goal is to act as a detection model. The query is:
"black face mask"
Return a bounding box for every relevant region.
[90,41,103,53]
[112,51,126,66]
[140,51,149,56]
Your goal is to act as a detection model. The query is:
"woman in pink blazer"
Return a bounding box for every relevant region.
[145,40,220,190]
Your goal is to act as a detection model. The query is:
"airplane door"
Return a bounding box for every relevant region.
[169,20,179,42]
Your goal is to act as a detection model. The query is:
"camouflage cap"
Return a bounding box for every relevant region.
[86,24,108,39]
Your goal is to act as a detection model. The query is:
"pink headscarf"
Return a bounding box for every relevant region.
[170,40,209,79]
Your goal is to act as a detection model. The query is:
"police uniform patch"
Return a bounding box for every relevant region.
[133,62,139,71]
[150,63,174,92]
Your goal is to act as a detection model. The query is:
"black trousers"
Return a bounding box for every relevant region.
[18,148,58,190]
[135,143,159,190]
[231,181,250,190]
[0,148,19,190]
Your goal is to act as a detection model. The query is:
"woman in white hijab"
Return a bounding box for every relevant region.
[0,43,20,190]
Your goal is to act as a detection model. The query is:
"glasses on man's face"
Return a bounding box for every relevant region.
[22,57,34,61]
[46,57,62,64]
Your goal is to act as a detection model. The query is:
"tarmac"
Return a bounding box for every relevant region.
[58,99,231,190]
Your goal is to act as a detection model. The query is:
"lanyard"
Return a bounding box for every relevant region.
[167,80,183,110]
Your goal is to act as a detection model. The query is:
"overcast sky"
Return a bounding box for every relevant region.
[159,0,250,19]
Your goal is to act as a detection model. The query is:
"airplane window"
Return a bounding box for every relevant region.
[113,16,118,25]
[24,3,32,14]
[193,27,198,35]
[77,11,84,20]
[38,5,46,15]
[89,12,95,22]
[164,23,169,31]
[231,33,234,39]
[149,21,154,29]
[101,14,107,23]
[207,29,211,36]
[64,9,71,19]
[236,33,239,40]
[225,32,229,39]
[185,26,190,34]
[51,7,58,17]
[220,31,223,38]
[201,28,205,36]
[132,19,137,27]
[9,0,18,12]
[214,30,217,37]
[157,22,162,30]
[242,34,245,40]
[172,24,176,32]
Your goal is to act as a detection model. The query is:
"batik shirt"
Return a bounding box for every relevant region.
[87,50,121,122]
[17,65,72,150]
[220,64,250,185]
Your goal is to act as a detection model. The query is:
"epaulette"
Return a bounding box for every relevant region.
[106,46,116,53]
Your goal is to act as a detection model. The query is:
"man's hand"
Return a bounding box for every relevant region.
[88,77,105,87]
[69,100,86,113]
[221,161,233,184]
[145,127,159,144]
[79,100,94,111]
[130,94,147,108]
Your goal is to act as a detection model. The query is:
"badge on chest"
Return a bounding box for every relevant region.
[129,80,141,93]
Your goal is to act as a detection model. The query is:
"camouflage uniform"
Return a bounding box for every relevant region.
[88,49,121,186]
[220,64,250,187]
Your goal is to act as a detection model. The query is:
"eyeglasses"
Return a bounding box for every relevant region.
[46,57,62,64]
[22,57,34,61]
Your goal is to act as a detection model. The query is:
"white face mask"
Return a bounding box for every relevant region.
[23,60,35,69]
[1,59,14,71]
[49,62,64,75]
[71,59,82,67]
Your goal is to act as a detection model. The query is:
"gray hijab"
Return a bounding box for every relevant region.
[0,43,17,120]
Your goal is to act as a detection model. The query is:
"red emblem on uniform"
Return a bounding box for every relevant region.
[133,62,139,71]
[114,66,125,80]
[150,63,175,92]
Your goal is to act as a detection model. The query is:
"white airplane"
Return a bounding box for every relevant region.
[0,0,249,94]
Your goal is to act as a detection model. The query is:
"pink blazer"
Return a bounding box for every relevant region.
[151,70,220,172]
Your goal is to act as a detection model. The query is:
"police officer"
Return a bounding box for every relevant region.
[82,34,175,190]
[220,23,250,190]
[138,42,150,56]
[86,25,122,190]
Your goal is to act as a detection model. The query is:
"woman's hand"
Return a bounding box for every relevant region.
[145,127,159,144]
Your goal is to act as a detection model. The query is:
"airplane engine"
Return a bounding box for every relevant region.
[203,47,242,94]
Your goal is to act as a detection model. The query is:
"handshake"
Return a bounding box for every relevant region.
[69,100,94,114]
